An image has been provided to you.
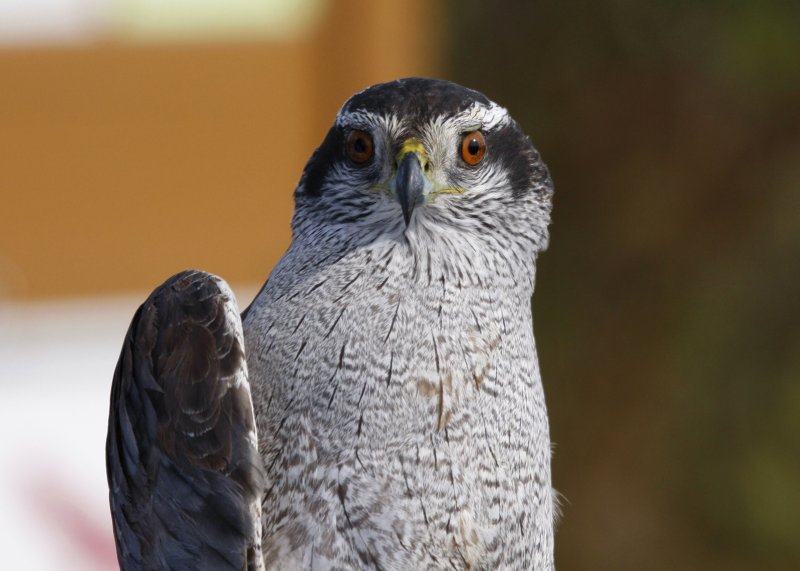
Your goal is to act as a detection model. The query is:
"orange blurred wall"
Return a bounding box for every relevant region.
[0,0,442,299]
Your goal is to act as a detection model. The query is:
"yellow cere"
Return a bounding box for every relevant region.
[369,138,465,198]
[396,139,428,162]
[396,139,465,198]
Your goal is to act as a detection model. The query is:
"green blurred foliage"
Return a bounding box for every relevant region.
[447,1,800,569]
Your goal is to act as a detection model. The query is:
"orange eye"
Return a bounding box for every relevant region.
[460,131,486,165]
[345,130,374,164]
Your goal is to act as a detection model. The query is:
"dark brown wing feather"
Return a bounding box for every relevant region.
[106,270,264,571]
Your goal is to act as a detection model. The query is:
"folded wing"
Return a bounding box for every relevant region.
[106,270,264,570]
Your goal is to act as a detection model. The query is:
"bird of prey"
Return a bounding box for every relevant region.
[107,77,556,570]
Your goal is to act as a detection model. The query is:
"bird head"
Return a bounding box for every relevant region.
[292,78,553,283]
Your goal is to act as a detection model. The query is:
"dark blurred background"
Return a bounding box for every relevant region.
[1,1,798,569]
[447,1,800,569]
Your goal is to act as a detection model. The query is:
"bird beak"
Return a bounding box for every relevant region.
[392,140,429,227]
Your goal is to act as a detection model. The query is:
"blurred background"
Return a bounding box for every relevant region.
[0,0,797,569]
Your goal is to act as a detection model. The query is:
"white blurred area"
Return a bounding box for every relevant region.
[0,0,325,45]
[0,0,311,565]
[0,0,106,44]
[0,285,257,569]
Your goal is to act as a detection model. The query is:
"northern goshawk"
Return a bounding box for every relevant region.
[107,77,556,570]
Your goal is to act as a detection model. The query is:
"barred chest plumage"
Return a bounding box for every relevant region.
[243,238,554,570]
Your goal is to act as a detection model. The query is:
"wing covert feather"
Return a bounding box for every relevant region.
[106,270,265,571]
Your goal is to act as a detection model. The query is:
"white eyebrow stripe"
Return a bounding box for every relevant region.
[446,101,510,132]
[336,101,509,133]
[335,110,407,134]
[475,102,510,130]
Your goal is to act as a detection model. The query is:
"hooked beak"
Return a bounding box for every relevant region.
[396,152,426,226]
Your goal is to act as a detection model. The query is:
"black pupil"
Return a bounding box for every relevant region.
[467,138,480,155]
[353,136,367,154]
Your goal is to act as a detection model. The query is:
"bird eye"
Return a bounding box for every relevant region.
[460,131,486,165]
[345,130,374,164]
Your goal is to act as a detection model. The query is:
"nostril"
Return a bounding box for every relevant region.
[423,161,432,173]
